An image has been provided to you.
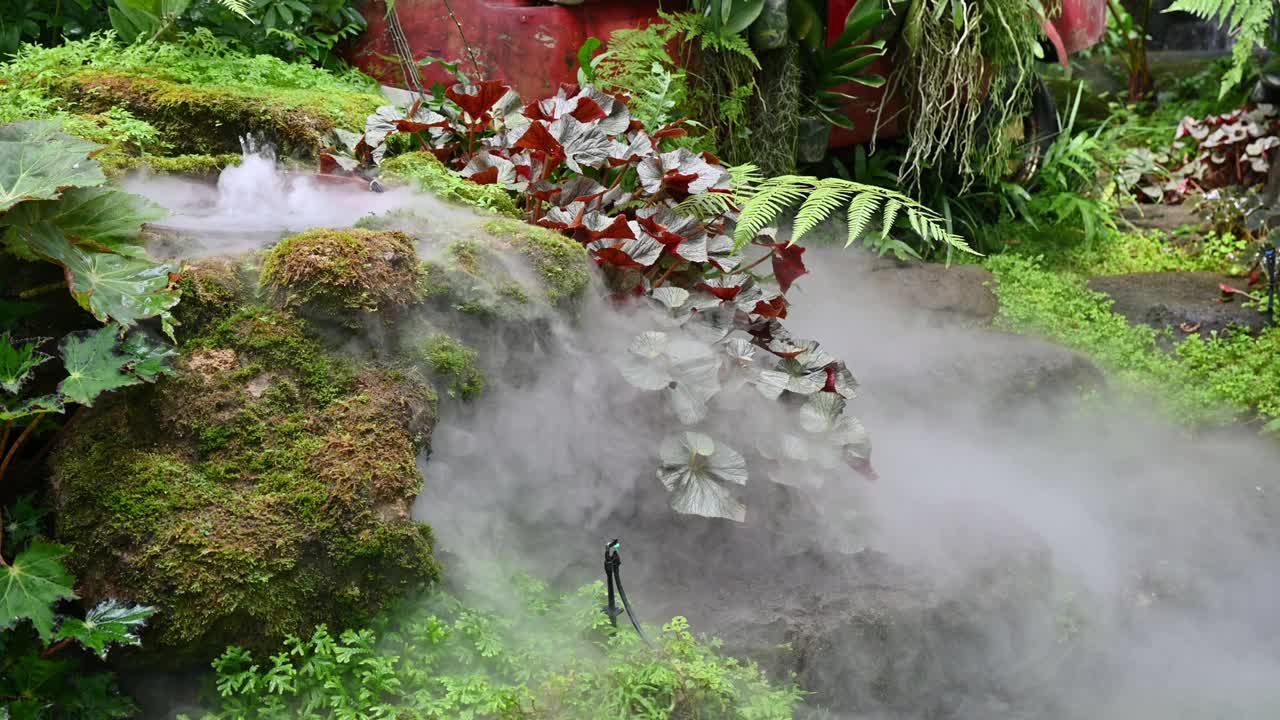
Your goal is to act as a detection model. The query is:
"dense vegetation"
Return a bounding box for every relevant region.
[2,0,1279,716]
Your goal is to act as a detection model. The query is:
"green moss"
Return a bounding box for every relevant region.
[50,306,440,663]
[482,219,590,307]
[379,152,521,216]
[415,333,486,400]
[172,257,247,342]
[45,70,381,157]
[987,253,1280,427]
[194,306,357,404]
[260,228,424,316]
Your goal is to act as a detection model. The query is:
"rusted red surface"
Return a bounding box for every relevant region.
[1056,0,1108,53]
[348,0,1107,149]
[351,0,668,99]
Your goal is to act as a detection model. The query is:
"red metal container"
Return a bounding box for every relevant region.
[348,0,1108,148]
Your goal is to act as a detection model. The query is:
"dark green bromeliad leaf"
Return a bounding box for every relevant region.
[0,540,77,642]
[54,600,157,660]
[657,431,748,521]
[57,326,173,407]
[25,224,179,330]
[0,186,165,258]
[0,121,105,213]
[0,333,51,395]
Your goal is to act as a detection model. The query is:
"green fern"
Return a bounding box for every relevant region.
[1165,0,1272,97]
[215,0,252,16]
[733,174,972,256]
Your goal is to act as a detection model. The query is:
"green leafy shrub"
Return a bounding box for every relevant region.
[192,577,800,720]
[988,253,1280,426]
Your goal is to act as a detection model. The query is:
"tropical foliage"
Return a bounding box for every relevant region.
[323,79,965,519]
[1,497,156,718]
[189,576,800,720]
[1166,0,1275,98]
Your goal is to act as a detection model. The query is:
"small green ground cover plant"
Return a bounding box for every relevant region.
[987,253,1280,427]
[191,575,800,720]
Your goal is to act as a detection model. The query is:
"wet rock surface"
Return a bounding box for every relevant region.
[1088,271,1271,338]
[854,255,1000,325]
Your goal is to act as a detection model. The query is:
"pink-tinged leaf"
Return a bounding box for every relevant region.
[845,453,878,481]
[319,151,359,176]
[609,133,655,167]
[579,211,635,242]
[635,206,703,246]
[363,105,405,151]
[447,81,513,129]
[696,275,747,301]
[556,176,608,205]
[570,96,607,123]
[770,244,808,293]
[587,237,663,268]
[397,106,450,133]
[552,116,613,173]
[753,296,788,319]
[672,236,708,263]
[461,152,517,187]
[637,149,731,199]
[652,121,690,140]
[538,202,588,232]
[514,121,564,157]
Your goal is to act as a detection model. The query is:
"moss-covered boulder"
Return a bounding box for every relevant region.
[260,228,423,316]
[49,302,440,665]
[50,71,381,157]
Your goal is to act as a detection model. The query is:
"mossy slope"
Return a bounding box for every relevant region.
[50,278,440,664]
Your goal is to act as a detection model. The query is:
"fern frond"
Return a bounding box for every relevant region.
[734,176,817,248]
[729,163,764,200]
[879,198,901,239]
[1166,0,1271,97]
[674,192,736,219]
[214,0,252,17]
[791,179,857,243]
[844,192,880,247]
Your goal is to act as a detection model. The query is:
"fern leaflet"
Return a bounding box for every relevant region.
[1165,0,1271,97]
[844,192,881,247]
[791,179,857,243]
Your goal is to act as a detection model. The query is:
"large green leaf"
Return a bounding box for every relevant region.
[0,540,77,642]
[119,332,178,383]
[54,600,157,660]
[0,121,105,213]
[0,186,165,258]
[57,326,151,407]
[3,496,47,553]
[0,334,51,395]
[657,432,748,522]
[0,394,64,422]
[25,224,179,330]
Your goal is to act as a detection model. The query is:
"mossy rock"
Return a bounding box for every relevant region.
[379,152,521,217]
[356,210,589,313]
[414,333,485,400]
[48,306,440,665]
[49,71,382,157]
[260,228,424,316]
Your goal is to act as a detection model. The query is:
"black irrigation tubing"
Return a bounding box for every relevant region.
[604,539,654,648]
